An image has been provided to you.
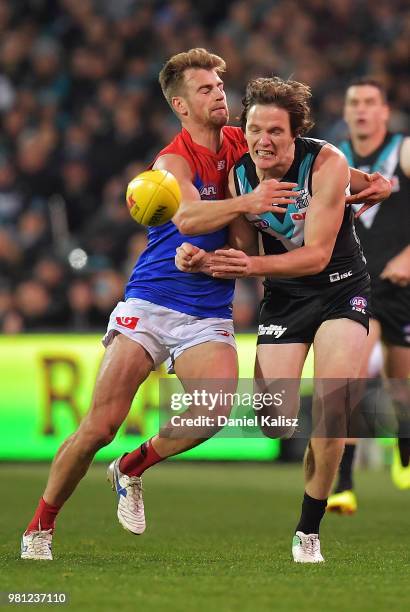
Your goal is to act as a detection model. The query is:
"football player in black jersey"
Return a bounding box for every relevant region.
[327,78,410,514]
[176,77,392,562]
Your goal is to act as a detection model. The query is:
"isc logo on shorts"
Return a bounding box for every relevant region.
[258,324,287,338]
[329,270,352,283]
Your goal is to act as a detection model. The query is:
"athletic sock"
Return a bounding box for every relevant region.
[26,497,62,533]
[334,443,356,493]
[119,439,163,477]
[295,492,327,535]
[398,437,410,468]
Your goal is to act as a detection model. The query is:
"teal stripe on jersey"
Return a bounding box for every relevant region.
[375,134,403,171]
[297,152,314,188]
[235,163,251,194]
[339,141,354,166]
[339,135,403,173]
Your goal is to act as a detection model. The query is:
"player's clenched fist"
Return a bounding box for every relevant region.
[243,179,299,215]
[175,242,209,273]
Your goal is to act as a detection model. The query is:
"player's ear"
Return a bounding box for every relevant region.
[172,96,188,117]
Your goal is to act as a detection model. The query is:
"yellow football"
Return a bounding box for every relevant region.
[126,169,181,226]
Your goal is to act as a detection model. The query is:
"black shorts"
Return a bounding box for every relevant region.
[371,279,410,347]
[258,274,371,345]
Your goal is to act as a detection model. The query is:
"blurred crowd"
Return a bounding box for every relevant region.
[0,0,408,333]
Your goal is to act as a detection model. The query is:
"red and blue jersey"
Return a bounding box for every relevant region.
[125,126,248,318]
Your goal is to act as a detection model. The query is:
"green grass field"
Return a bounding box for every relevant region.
[1,463,409,612]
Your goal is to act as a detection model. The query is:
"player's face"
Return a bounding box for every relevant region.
[245,105,295,172]
[344,85,389,138]
[179,69,229,128]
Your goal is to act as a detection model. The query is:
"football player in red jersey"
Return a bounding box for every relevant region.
[21,48,299,561]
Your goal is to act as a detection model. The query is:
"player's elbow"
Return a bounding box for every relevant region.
[173,207,200,236]
[310,247,332,275]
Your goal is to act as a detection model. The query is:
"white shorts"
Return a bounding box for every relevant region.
[103,298,236,372]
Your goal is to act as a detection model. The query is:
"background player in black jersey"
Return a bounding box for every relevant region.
[327,78,410,514]
[176,77,375,563]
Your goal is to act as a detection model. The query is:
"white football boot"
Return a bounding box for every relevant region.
[292,531,324,563]
[107,456,146,535]
[21,528,53,560]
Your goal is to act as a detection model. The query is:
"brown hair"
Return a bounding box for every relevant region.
[347,77,387,103]
[240,77,314,136]
[159,48,226,109]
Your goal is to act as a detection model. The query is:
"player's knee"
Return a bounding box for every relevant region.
[259,421,297,439]
[310,437,345,457]
[256,402,299,439]
[77,419,119,451]
[212,404,233,421]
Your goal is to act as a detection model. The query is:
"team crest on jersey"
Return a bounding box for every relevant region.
[200,184,218,199]
[294,189,310,210]
[217,160,226,170]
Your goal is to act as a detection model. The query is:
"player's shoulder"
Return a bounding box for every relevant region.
[152,130,196,176]
[156,130,187,158]
[233,151,252,171]
[399,135,410,177]
[295,137,345,171]
[222,125,246,145]
[296,136,327,154]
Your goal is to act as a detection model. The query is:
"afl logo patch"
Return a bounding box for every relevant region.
[350,296,367,313]
[200,184,217,199]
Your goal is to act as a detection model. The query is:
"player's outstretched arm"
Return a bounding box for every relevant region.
[175,173,259,274]
[226,169,259,255]
[378,137,410,286]
[347,168,392,217]
[154,154,298,235]
[210,147,348,279]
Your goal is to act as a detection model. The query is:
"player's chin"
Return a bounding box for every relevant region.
[253,157,276,170]
[209,112,228,127]
[354,123,370,137]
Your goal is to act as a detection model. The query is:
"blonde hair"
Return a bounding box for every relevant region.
[159,48,226,109]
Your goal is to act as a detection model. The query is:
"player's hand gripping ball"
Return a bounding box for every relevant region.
[126,169,181,226]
